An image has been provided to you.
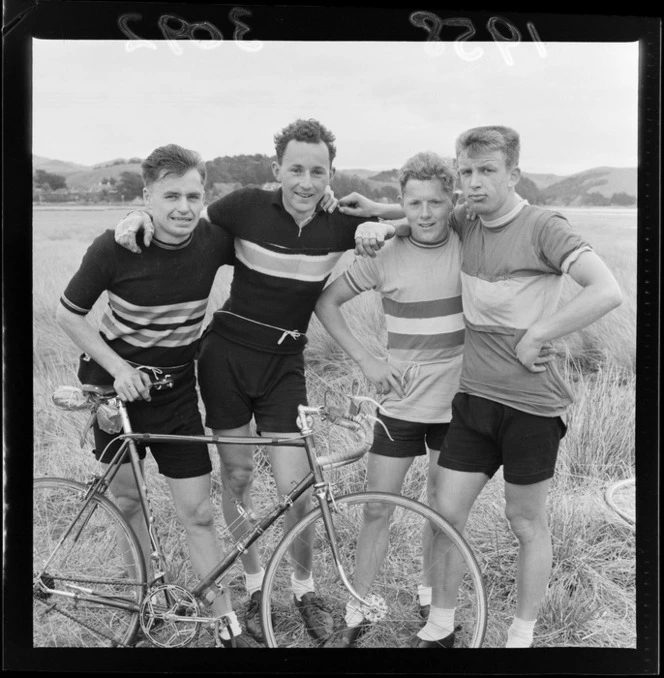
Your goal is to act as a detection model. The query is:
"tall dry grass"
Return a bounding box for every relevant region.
[33,206,636,648]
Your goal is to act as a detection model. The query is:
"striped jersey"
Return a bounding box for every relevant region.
[206,187,364,354]
[342,232,464,422]
[451,200,592,417]
[60,221,234,367]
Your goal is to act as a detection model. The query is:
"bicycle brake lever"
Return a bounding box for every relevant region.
[364,414,395,442]
[350,395,394,415]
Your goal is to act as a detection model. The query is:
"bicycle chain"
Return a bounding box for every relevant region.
[40,572,140,587]
[34,595,134,647]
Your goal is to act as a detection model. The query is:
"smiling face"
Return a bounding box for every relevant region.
[456,149,521,221]
[143,168,205,244]
[400,178,453,245]
[272,140,334,221]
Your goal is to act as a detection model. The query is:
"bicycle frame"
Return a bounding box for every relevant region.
[50,398,373,626]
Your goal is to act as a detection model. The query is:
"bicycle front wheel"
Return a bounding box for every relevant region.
[33,477,146,647]
[261,492,486,648]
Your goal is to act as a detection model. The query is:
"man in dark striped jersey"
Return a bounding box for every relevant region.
[112,120,393,644]
[57,144,259,647]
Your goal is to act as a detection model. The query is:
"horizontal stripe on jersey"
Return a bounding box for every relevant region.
[451,203,590,417]
[61,222,233,367]
[235,238,344,282]
[99,294,207,349]
[343,233,464,364]
[206,187,363,354]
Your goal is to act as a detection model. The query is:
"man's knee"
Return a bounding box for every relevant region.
[504,505,548,543]
[109,478,141,516]
[176,497,215,531]
[219,459,254,497]
[434,489,470,530]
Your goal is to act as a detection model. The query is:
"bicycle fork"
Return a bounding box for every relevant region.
[298,405,378,616]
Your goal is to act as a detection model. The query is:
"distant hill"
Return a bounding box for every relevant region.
[33,155,143,191]
[33,155,91,177]
[66,162,143,191]
[538,167,637,206]
[525,172,567,190]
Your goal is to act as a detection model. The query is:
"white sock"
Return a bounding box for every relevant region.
[291,573,315,600]
[417,585,432,608]
[217,611,243,640]
[344,599,364,628]
[505,617,536,648]
[245,568,265,596]
[416,606,455,641]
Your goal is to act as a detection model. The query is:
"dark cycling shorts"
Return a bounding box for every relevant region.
[371,412,449,458]
[89,363,212,480]
[437,393,566,486]
[197,332,308,433]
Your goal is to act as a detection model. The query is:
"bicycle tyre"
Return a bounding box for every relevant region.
[33,477,146,647]
[604,477,635,527]
[261,491,487,648]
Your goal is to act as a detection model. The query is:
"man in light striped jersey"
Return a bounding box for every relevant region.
[111,119,394,644]
[315,152,463,648]
[56,144,260,647]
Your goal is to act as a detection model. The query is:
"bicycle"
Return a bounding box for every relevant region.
[33,378,487,648]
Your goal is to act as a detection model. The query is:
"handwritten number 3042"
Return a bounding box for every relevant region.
[410,13,547,64]
[118,10,261,54]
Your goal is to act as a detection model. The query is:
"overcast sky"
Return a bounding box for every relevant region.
[32,40,638,176]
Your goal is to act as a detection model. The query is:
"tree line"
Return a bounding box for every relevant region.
[33,157,635,207]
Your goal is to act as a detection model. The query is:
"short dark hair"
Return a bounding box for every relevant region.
[455,126,521,170]
[141,144,206,186]
[399,152,455,196]
[273,119,337,165]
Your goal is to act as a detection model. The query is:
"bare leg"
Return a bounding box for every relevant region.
[166,473,233,617]
[504,479,553,622]
[352,453,414,597]
[106,461,151,577]
[432,469,489,609]
[422,447,442,589]
[214,424,263,577]
[263,436,315,580]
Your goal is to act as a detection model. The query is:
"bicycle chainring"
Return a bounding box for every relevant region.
[139,584,201,648]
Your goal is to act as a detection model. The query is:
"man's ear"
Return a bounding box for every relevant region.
[509,167,521,188]
[143,186,151,207]
[271,160,282,182]
[329,166,336,181]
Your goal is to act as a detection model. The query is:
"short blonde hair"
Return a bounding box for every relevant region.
[398,152,455,196]
[455,126,520,170]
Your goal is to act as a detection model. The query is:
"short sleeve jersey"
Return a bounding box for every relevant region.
[450,201,592,417]
[61,220,234,367]
[206,188,364,354]
[342,232,465,422]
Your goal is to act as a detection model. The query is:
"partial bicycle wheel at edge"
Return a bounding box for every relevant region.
[261,492,487,648]
[33,477,146,647]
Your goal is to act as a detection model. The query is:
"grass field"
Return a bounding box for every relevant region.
[32,204,637,648]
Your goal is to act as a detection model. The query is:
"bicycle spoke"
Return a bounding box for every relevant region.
[33,478,146,647]
[261,492,486,648]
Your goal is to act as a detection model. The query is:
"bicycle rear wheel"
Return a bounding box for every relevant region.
[33,477,146,647]
[261,492,486,648]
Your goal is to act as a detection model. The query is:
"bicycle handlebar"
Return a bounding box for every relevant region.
[53,378,175,410]
[310,404,372,469]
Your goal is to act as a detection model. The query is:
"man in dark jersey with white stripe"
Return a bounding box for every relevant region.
[113,120,393,644]
[57,144,263,647]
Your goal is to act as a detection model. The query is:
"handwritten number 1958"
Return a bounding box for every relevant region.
[410,12,547,64]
